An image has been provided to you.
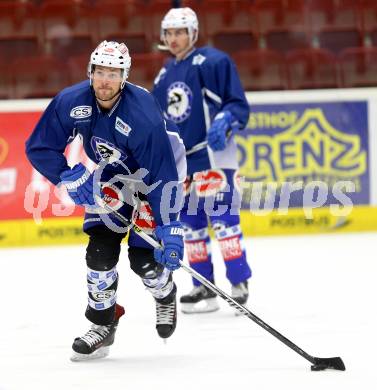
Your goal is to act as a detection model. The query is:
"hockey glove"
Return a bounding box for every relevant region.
[154,221,184,271]
[60,163,96,206]
[207,111,234,151]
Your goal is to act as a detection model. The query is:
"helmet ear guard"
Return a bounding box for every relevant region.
[88,40,131,89]
[160,7,199,48]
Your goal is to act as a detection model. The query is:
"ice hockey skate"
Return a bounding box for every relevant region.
[155,283,177,338]
[180,284,219,314]
[231,281,249,316]
[231,281,248,305]
[70,304,125,362]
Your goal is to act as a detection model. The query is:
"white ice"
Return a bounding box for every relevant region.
[0,232,376,390]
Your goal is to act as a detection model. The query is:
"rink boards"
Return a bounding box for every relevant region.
[1,206,377,247]
[1,88,377,246]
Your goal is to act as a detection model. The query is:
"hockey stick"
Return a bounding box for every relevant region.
[186,128,234,156]
[186,141,207,156]
[103,203,345,371]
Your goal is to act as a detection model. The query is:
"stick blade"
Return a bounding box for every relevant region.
[311,357,346,371]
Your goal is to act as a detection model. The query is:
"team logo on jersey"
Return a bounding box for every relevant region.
[90,136,127,166]
[70,105,92,119]
[115,116,132,136]
[166,81,193,123]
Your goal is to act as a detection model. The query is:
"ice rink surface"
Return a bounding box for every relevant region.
[0,232,376,390]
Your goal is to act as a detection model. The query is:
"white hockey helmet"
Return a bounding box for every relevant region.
[88,40,131,89]
[160,7,199,46]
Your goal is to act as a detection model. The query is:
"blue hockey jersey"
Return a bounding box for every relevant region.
[26,80,186,226]
[152,46,249,175]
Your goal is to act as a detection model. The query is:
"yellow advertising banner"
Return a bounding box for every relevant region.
[1,206,377,247]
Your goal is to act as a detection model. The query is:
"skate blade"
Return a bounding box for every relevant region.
[181,298,220,314]
[70,346,110,362]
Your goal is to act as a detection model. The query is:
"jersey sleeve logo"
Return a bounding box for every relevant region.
[115,116,132,136]
[70,105,92,119]
[166,81,193,123]
[192,54,206,65]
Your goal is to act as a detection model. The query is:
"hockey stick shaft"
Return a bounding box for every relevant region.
[185,128,233,156]
[186,141,207,156]
[133,226,316,364]
[105,204,344,370]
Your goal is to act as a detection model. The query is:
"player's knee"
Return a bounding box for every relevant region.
[85,227,123,270]
[128,246,163,278]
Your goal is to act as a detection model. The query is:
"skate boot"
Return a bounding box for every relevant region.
[180,284,219,314]
[155,283,177,339]
[70,304,125,362]
[231,281,249,305]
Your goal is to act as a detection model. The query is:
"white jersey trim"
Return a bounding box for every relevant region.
[167,130,185,145]
[203,88,222,105]
[201,89,216,168]
[201,89,239,171]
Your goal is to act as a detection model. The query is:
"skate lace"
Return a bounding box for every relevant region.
[156,301,175,325]
[80,324,111,347]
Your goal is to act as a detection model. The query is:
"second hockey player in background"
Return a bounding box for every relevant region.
[153,7,252,314]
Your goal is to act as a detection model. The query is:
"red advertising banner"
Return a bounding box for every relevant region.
[1,102,377,247]
[0,111,84,221]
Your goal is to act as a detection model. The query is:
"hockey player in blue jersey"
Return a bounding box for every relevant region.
[153,8,252,313]
[25,40,186,360]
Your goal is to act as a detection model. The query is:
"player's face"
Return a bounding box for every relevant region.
[164,28,191,60]
[92,65,122,106]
